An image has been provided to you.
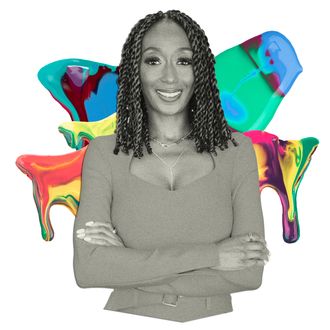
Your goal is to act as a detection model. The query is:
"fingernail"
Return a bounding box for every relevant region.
[76,229,85,234]
[86,221,94,226]
[77,233,85,239]
[84,237,91,241]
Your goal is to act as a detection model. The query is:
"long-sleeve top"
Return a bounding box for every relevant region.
[73,131,265,322]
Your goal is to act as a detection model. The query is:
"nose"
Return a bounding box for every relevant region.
[160,62,178,84]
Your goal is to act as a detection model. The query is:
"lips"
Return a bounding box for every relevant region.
[156,89,182,100]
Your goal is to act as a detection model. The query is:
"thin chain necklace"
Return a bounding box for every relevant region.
[150,129,193,191]
[151,147,187,191]
[150,129,193,148]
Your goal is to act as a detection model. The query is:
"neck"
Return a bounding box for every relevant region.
[148,109,192,142]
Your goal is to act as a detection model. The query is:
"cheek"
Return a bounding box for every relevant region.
[181,68,194,86]
[140,72,157,105]
[184,73,195,91]
[140,66,159,87]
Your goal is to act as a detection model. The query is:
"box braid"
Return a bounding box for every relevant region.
[113,9,239,158]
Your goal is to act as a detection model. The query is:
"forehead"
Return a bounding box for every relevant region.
[141,20,191,52]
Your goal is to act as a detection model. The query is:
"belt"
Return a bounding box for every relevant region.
[104,287,213,311]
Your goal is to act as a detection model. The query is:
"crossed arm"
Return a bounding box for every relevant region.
[73,136,266,296]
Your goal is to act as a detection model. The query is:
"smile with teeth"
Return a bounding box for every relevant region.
[156,90,182,98]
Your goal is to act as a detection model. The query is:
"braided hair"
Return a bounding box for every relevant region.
[113,9,239,158]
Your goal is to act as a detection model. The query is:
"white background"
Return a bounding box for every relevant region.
[1,0,329,329]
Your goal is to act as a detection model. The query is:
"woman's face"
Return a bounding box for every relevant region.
[139,19,195,117]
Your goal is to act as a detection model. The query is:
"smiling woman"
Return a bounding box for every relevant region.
[139,22,195,119]
[73,9,269,322]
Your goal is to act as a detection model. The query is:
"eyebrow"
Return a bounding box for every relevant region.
[142,47,193,53]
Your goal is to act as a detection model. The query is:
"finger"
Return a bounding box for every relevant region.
[245,250,269,261]
[86,221,111,228]
[245,243,270,258]
[84,228,125,247]
[265,247,271,256]
[85,227,119,240]
[84,234,123,246]
[247,232,266,242]
[244,241,265,251]
[246,250,268,260]
[85,221,117,232]
[249,234,267,246]
[259,245,270,256]
[239,232,265,243]
[91,230,124,246]
[92,232,123,246]
[243,259,258,267]
[76,229,124,246]
[83,237,112,246]
[243,259,265,267]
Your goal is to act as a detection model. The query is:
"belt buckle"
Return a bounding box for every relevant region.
[162,294,179,307]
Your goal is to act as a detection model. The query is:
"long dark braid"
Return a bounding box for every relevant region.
[113,10,239,158]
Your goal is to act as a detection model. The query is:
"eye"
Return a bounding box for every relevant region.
[144,57,160,65]
[177,57,192,65]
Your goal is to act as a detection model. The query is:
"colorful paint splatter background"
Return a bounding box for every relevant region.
[15,31,319,243]
[4,1,328,329]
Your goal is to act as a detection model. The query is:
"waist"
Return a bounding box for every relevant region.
[104,288,233,322]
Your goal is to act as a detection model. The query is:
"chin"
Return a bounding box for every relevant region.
[156,104,188,116]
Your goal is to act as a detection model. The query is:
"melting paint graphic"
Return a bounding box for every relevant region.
[15,31,319,243]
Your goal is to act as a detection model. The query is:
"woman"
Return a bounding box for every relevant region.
[73,10,270,322]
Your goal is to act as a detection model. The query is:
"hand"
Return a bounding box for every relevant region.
[76,221,125,247]
[210,232,270,271]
